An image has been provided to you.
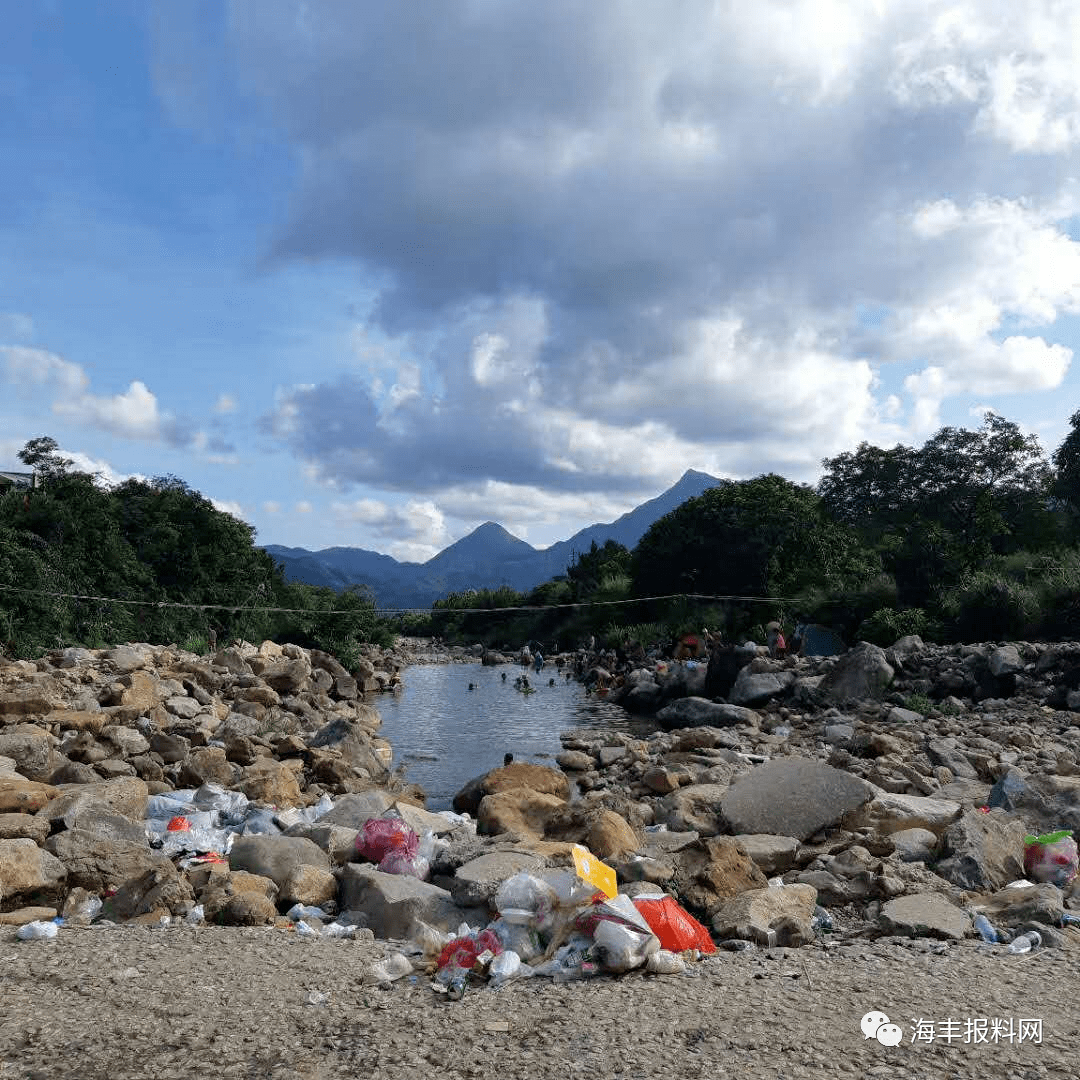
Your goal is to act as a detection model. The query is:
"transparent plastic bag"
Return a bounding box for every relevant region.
[369,952,414,983]
[288,904,328,922]
[489,917,544,961]
[192,784,249,824]
[591,919,657,973]
[494,873,559,932]
[1023,831,1078,887]
[378,850,430,879]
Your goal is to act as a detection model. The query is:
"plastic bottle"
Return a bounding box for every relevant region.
[811,907,834,933]
[972,914,999,943]
[1061,913,1080,928]
[16,920,59,941]
[1006,930,1042,954]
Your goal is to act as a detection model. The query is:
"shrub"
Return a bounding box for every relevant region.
[856,606,938,647]
[940,572,1040,642]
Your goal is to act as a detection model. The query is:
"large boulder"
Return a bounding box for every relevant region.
[107,865,195,920]
[44,830,173,893]
[0,777,59,813]
[974,882,1064,929]
[542,805,640,860]
[0,726,61,782]
[843,790,961,837]
[37,778,149,824]
[711,883,818,946]
[0,838,67,902]
[306,717,388,779]
[727,670,791,708]
[338,864,465,938]
[986,769,1080,835]
[449,851,547,907]
[228,835,330,892]
[453,762,570,816]
[318,790,397,829]
[720,760,875,841]
[878,893,971,940]
[655,698,758,731]
[238,759,303,807]
[934,810,1027,892]
[477,789,566,841]
[818,642,894,702]
[671,836,769,918]
[656,784,731,836]
[733,834,801,876]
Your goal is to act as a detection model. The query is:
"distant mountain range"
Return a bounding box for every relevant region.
[263,469,723,608]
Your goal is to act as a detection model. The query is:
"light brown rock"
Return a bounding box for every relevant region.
[0,777,59,813]
[477,789,567,840]
[0,837,67,901]
[712,883,818,945]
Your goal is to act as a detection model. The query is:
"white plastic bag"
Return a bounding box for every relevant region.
[16,920,58,941]
[645,949,686,974]
[591,919,657,973]
[489,950,535,988]
[368,952,414,983]
[494,873,559,931]
[288,904,328,922]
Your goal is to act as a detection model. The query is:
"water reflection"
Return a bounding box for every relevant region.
[372,662,658,809]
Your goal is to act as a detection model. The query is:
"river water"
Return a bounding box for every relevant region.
[373,661,658,809]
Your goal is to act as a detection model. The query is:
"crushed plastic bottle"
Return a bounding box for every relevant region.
[811,906,834,934]
[1061,912,1080,928]
[369,953,414,984]
[1006,930,1042,955]
[185,904,205,926]
[972,913,999,943]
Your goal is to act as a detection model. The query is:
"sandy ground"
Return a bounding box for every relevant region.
[1,925,1076,1080]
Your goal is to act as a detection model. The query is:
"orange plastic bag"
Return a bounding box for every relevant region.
[632,894,716,954]
[167,816,191,832]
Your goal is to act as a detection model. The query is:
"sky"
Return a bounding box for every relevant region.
[3,1,1080,563]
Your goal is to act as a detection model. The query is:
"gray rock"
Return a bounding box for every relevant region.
[283,822,359,864]
[45,829,172,893]
[597,746,627,768]
[656,784,730,836]
[844,790,962,836]
[318,790,397,829]
[819,643,894,702]
[988,645,1024,677]
[935,810,1027,891]
[0,838,67,901]
[101,726,150,758]
[307,717,388,778]
[165,696,202,720]
[926,738,978,780]
[656,698,758,731]
[228,835,330,892]
[0,812,50,844]
[886,706,924,724]
[61,804,147,844]
[0,726,60,782]
[106,646,147,673]
[556,750,594,771]
[720,759,875,841]
[450,851,546,907]
[889,828,939,863]
[878,893,971,940]
[338,864,465,939]
[728,670,789,707]
[987,768,1080,834]
[148,731,190,764]
[824,723,855,746]
[975,882,1064,928]
[711,883,818,946]
[732,834,800,875]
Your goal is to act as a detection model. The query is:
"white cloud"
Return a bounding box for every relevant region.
[0,313,34,341]
[214,393,237,414]
[262,500,281,513]
[295,500,313,513]
[210,498,248,520]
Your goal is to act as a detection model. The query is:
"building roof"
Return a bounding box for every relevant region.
[0,470,35,488]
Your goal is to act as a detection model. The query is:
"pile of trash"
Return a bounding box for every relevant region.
[368,846,716,998]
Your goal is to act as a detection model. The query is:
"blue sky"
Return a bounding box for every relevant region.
[3,1,1080,561]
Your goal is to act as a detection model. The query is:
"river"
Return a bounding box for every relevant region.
[373,661,658,809]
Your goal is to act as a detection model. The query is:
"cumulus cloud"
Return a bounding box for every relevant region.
[0,312,34,341]
[331,495,450,562]
[0,345,227,449]
[155,1,1080,515]
[214,393,237,414]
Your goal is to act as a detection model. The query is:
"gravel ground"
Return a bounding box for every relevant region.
[1,925,1077,1080]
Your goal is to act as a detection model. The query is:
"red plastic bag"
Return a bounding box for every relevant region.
[633,895,716,954]
[167,816,191,832]
[436,929,502,973]
[355,817,418,864]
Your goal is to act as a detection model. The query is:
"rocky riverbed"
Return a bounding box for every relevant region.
[1,634,1079,1077]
